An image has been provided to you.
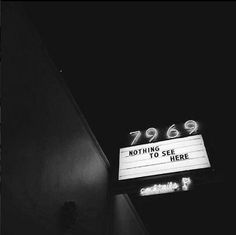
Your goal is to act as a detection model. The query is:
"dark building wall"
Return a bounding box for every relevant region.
[112,194,148,235]
[2,3,148,235]
[2,3,111,235]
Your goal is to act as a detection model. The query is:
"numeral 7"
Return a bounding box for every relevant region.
[130,131,141,145]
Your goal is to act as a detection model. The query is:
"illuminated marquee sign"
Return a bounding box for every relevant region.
[118,120,211,181]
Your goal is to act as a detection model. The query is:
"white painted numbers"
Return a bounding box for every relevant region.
[130,120,199,146]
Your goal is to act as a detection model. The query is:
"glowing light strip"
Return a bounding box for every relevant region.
[140,177,192,196]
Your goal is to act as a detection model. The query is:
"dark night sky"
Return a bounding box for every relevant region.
[19,2,235,234]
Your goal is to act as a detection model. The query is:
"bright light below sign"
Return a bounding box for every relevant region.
[118,134,210,180]
[140,177,192,196]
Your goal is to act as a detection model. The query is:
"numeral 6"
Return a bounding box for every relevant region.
[166,124,180,139]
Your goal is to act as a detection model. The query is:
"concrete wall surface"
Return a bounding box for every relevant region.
[2,3,110,235]
[2,3,148,235]
[112,194,149,235]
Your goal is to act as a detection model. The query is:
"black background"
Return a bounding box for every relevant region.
[19,1,235,234]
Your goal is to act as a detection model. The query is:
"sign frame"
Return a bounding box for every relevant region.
[112,120,217,195]
[118,134,211,181]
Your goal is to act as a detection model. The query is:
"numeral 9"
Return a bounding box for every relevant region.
[145,127,158,142]
[184,120,198,134]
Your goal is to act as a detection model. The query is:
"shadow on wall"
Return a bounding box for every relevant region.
[2,2,150,235]
[112,194,149,235]
[3,3,110,235]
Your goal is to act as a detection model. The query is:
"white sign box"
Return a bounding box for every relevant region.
[118,134,211,180]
